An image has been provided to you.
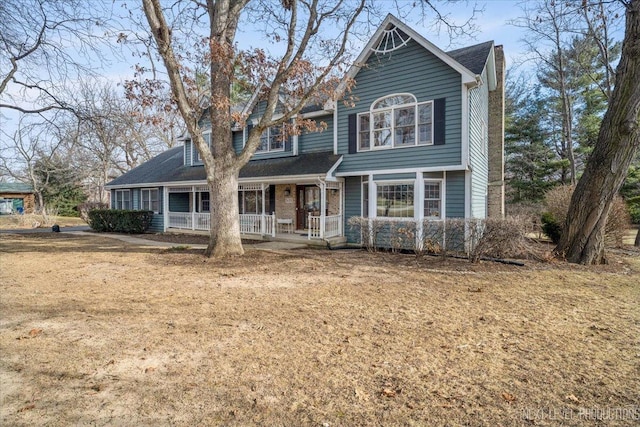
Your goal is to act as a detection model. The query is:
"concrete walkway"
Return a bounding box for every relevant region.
[61,231,310,251]
[2,226,312,251]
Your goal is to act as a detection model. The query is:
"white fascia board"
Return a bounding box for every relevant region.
[334,164,468,177]
[299,109,333,119]
[241,85,264,117]
[106,180,208,190]
[461,83,470,168]
[486,44,497,91]
[239,174,325,185]
[335,14,478,98]
[326,156,343,179]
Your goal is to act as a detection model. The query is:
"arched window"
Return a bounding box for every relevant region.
[357,93,433,151]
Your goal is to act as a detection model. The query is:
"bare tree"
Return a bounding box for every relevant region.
[0,0,115,115]
[556,0,640,264]
[134,0,478,258]
[0,116,68,213]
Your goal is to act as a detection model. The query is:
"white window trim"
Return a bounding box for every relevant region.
[423,179,444,220]
[361,178,369,217]
[373,180,416,220]
[357,93,434,152]
[255,126,286,154]
[199,192,210,213]
[115,189,131,210]
[141,188,160,213]
[192,131,212,165]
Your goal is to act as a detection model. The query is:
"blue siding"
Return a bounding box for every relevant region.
[373,172,416,181]
[184,141,192,166]
[468,68,489,218]
[446,171,465,218]
[336,38,462,175]
[298,115,333,153]
[344,176,363,243]
[232,130,244,154]
[149,214,164,232]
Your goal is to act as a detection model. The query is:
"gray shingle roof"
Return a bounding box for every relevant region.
[447,41,494,75]
[107,148,341,187]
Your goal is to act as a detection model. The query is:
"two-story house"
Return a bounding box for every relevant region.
[106,14,505,246]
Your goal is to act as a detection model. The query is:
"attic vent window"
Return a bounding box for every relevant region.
[372,25,411,54]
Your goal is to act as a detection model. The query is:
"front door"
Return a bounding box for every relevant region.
[296,185,320,229]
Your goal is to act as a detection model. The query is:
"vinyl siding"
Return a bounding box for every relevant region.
[373,172,416,181]
[184,141,193,166]
[344,176,363,243]
[232,130,244,154]
[149,214,164,232]
[336,38,462,174]
[298,114,333,153]
[468,68,489,218]
[445,171,465,218]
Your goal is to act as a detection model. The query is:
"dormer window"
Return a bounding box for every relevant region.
[256,126,285,153]
[193,131,211,164]
[358,94,433,151]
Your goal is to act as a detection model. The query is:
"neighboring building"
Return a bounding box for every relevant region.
[106,14,505,245]
[0,183,35,214]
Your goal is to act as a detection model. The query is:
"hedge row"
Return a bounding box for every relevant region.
[87,209,153,233]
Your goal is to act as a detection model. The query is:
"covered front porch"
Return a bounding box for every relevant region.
[163,180,344,241]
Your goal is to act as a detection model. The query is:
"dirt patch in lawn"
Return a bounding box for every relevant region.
[1,232,639,426]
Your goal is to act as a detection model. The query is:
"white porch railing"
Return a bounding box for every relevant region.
[238,213,276,236]
[324,215,342,238]
[168,212,275,236]
[168,212,192,229]
[308,214,342,239]
[194,213,210,231]
[308,215,321,239]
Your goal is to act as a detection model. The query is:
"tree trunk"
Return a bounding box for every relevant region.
[635,228,640,247]
[556,0,640,264]
[206,163,243,257]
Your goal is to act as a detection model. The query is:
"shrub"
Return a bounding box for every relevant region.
[77,202,109,223]
[627,196,640,224]
[87,209,153,233]
[543,185,631,248]
[540,212,562,244]
[468,217,532,262]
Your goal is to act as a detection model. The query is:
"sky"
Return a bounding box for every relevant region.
[0,0,626,142]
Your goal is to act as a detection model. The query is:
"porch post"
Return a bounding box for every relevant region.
[339,181,344,236]
[191,186,196,231]
[163,186,169,232]
[320,181,326,239]
[260,183,266,236]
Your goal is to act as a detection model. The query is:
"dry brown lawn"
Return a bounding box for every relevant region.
[0,232,638,426]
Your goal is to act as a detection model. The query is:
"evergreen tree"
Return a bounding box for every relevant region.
[505,84,562,202]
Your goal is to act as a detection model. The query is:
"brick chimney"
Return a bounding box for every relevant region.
[487,45,505,218]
